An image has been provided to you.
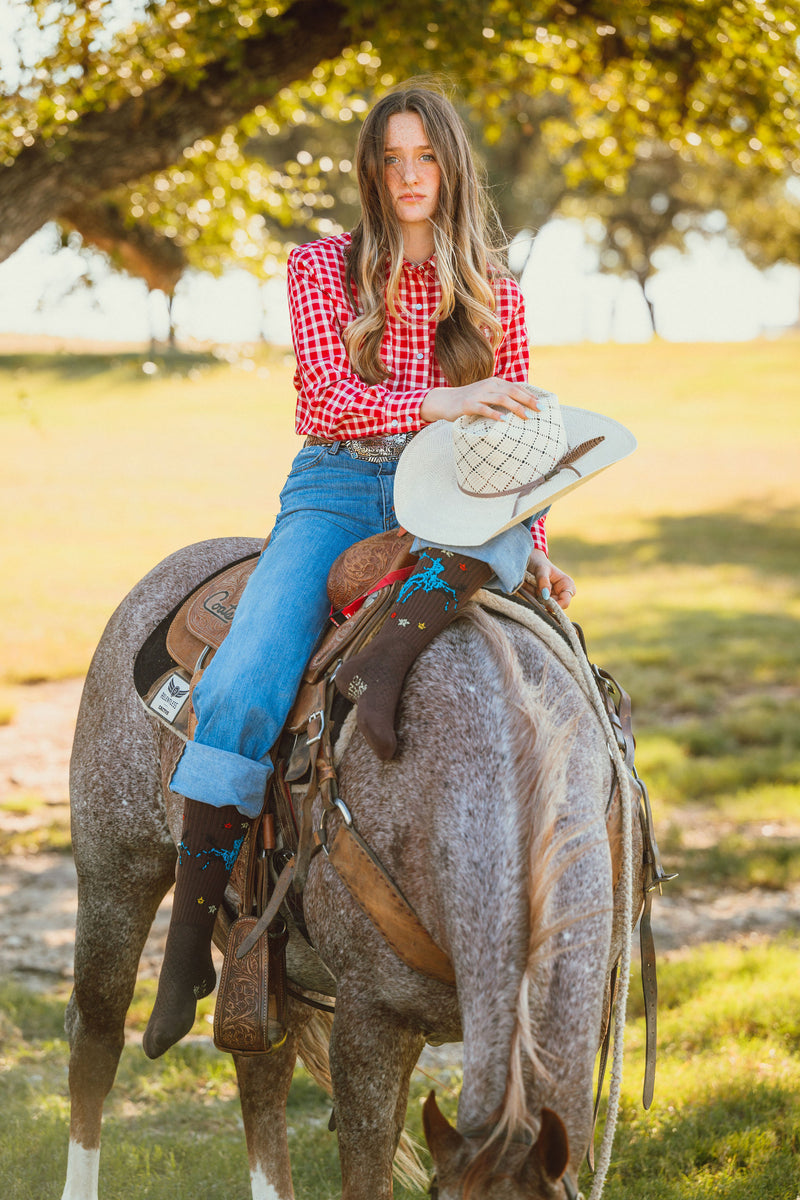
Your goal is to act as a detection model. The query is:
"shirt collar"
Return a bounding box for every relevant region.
[400,253,437,276]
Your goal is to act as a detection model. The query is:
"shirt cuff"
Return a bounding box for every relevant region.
[530,517,548,556]
[298,391,429,439]
[380,393,428,436]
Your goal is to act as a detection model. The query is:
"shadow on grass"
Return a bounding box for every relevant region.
[554,509,800,891]
[0,349,222,383]
[3,941,799,1200]
[0,1102,253,1200]
[0,979,68,1040]
[583,585,800,752]
[0,1040,417,1200]
[662,833,800,896]
[559,506,800,576]
[556,510,800,725]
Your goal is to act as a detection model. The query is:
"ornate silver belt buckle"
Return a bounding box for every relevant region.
[346,433,414,462]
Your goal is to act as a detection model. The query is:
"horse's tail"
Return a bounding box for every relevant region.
[296,1009,334,1092]
[297,1011,429,1191]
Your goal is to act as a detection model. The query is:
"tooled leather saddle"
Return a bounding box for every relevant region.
[134,528,417,743]
[131,529,589,989]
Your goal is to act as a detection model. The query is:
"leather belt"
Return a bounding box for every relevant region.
[303,433,415,463]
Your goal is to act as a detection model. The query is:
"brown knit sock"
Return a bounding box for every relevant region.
[143,799,252,1059]
[335,550,492,760]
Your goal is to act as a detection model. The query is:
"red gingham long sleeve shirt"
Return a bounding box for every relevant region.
[288,232,547,554]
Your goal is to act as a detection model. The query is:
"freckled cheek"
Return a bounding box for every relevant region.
[384,167,403,193]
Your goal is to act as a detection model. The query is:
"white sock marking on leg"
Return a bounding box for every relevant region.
[61,1141,100,1200]
[250,1164,285,1200]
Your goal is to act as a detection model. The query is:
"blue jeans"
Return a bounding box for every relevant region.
[170,444,535,816]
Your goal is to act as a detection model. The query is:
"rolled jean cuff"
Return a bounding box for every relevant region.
[170,741,272,819]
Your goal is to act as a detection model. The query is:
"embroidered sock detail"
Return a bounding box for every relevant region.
[143,798,254,1059]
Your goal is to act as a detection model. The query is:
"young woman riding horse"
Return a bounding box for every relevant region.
[144,83,584,1060]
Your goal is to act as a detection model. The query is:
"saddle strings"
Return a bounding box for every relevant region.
[544,598,635,1200]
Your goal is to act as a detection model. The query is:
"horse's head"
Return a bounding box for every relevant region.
[423,1092,577,1200]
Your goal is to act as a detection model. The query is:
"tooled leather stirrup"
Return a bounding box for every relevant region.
[213,813,289,1055]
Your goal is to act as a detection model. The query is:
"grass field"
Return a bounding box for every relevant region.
[2,337,798,686]
[1,337,799,1197]
[1,937,799,1199]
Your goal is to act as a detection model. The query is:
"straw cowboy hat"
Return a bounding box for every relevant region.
[394,384,637,547]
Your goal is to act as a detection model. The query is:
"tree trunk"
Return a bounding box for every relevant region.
[635,269,656,335]
[0,0,350,264]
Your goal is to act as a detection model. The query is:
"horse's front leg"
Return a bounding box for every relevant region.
[233,1000,317,1200]
[62,854,175,1200]
[328,988,425,1200]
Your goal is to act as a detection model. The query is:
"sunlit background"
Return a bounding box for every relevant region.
[2,7,800,1199]
[1,215,798,348]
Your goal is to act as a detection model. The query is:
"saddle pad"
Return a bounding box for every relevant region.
[133,551,259,736]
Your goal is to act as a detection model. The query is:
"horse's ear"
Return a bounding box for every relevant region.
[535,1107,570,1182]
[422,1091,466,1161]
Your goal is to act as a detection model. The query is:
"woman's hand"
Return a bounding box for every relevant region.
[527,549,576,610]
[421,377,541,424]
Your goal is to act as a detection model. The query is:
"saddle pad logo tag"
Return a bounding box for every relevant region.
[150,672,191,723]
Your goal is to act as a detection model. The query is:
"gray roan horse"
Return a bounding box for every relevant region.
[61,536,642,1200]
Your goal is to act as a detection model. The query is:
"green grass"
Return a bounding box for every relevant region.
[2,938,798,1198]
[560,506,800,891]
[598,937,800,1200]
[1,346,297,684]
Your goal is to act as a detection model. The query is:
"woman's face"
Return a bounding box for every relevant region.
[383,111,441,235]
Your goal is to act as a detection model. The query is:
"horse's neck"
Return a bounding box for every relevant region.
[402,616,613,1136]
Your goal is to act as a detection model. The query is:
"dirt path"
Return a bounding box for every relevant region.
[0,679,171,986]
[1,680,799,990]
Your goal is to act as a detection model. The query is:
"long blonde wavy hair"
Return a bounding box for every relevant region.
[344,84,508,387]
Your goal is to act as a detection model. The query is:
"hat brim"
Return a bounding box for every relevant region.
[395,406,636,547]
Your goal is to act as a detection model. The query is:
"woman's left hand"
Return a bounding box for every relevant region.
[527,549,576,610]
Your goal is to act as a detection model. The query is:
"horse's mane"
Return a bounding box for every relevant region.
[457,606,603,1196]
